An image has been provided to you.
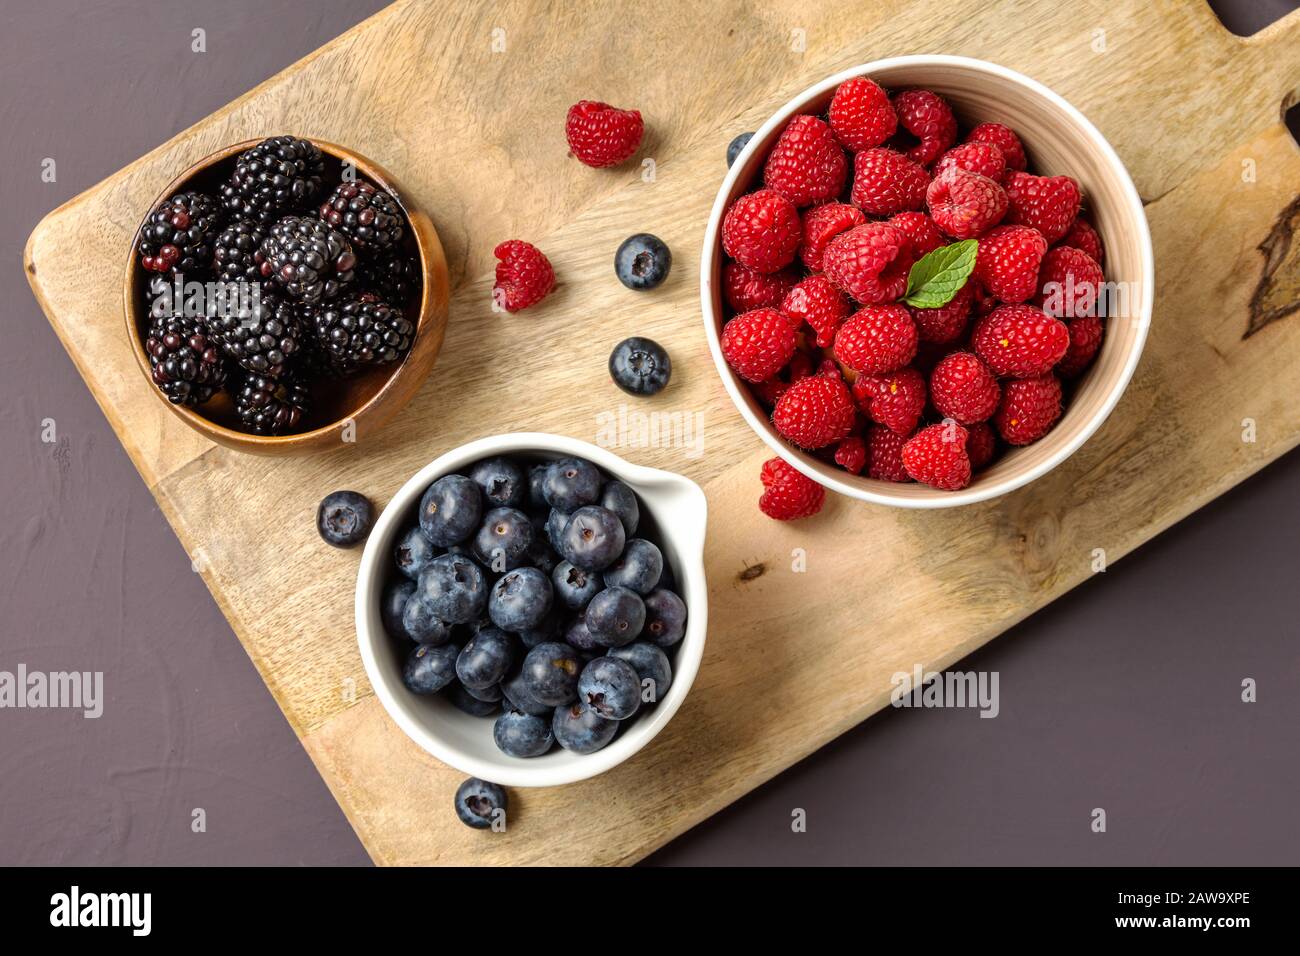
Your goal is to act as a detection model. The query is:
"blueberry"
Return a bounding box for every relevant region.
[469,456,525,509]
[520,641,581,707]
[727,131,754,167]
[454,777,507,830]
[655,559,676,592]
[419,474,482,547]
[401,594,453,644]
[599,480,639,537]
[563,615,603,654]
[461,680,504,703]
[402,642,458,695]
[416,553,488,624]
[552,560,603,611]
[614,233,672,291]
[518,608,562,648]
[609,642,673,703]
[608,336,672,396]
[643,587,687,647]
[472,506,533,572]
[448,683,502,716]
[380,578,416,640]
[394,524,439,580]
[601,538,663,595]
[488,566,554,632]
[552,701,618,755]
[494,708,555,758]
[542,458,602,512]
[501,666,554,716]
[559,506,626,571]
[317,490,373,547]
[526,529,559,575]
[585,586,646,648]
[527,463,549,509]
[578,656,641,720]
[545,508,570,550]
[456,626,516,689]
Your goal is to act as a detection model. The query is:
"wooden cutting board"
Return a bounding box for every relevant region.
[24,0,1300,865]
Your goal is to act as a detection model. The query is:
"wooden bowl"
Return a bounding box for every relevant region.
[701,56,1154,507]
[123,138,449,454]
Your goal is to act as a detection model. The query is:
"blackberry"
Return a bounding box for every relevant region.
[318,181,404,254]
[220,135,325,225]
[234,372,311,435]
[256,216,357,303]
[205,290,304,377]
[211,218,266,283]
[137,191,223,275]
[144,314,227,406]
[360,249,421,305]
[313,295,413,368]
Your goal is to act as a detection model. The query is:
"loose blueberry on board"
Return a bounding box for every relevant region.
[599,480,639,537]
[380,578,416,640]
[401,594,453,645]
[609,641,673,703]
[642,587,687,647]
[454,777,508,830]
[469,456,526,509]
[456,627,516,690]
[726,131,755,167]
[501,666,555,716]
[316,490,373,547]
[585,586,647,648]
[488,567,554,632]
[608,337,672,396]
[578,656,642,720]
[559,505,626,571]
[472,506,534,571]
[447,683,503,717]
[614,233,672,291]
[542,458,602,512]
[564,615,603,654]
[394,524,439,580]
[416,553,488,624]
[552,701,619,755]
[552,560,603,611]
[494,707,555,758]
[403,642,459,695]
[520,641,581,707]
[419,474,482,547]
[601,538,663,595]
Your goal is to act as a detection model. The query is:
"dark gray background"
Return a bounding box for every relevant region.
[1,0,1295,867]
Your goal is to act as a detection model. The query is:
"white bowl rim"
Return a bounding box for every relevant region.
[700,54,1155,508]
[354,432,709,787]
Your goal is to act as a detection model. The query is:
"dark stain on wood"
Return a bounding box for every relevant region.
[1246,195,1300,338]
[737,561,766,583]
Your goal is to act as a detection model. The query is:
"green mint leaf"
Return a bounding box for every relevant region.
[901,239,978,310]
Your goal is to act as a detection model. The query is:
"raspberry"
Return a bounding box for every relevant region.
[833,304,918,375]
[828,76,897,151]
[1056,315,1104,378]
[901,422,971,490]
[966,421,997,470]
[722,189,802,274]
[971,281,1000,318]
[781,275,850,347]
[763,115,848,207]
[800,202,866,271]
[822,222,912,304]
[994,374,1062,445]
[1036,245,1103,319]
[1061,217,1104,265]
[753,376,788,407]
[834,435,867,475]
[887,211,945,258]
[965,123,1026,172]
[788,350,816,382]
[866,425,911,481]
[759,457,826,520]
[1003,172,1081,244]
[772,370,856,449]
[933,142,1007,182]
[909,281,973,344]
[973,225,1047,303]
[565,100,644,168]
[722,261,798,313]
[892,90,957,167]
[493,240,555,312]
[972,304,1070,378]
[851,365,926,435]
[850,148,929,216]
[926,166,1007,239]
[720,308,798,383]
[930,352,1000,424]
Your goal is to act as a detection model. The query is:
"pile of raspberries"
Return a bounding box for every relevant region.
[717,77,1106,517]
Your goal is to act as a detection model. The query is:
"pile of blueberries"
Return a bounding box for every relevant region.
[382,454,687,758]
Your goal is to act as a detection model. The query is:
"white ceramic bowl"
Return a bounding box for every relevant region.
[355,433,708,787]
[702,55,1154,508]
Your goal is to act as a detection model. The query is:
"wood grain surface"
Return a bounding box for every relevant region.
[23,0,1300,865]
